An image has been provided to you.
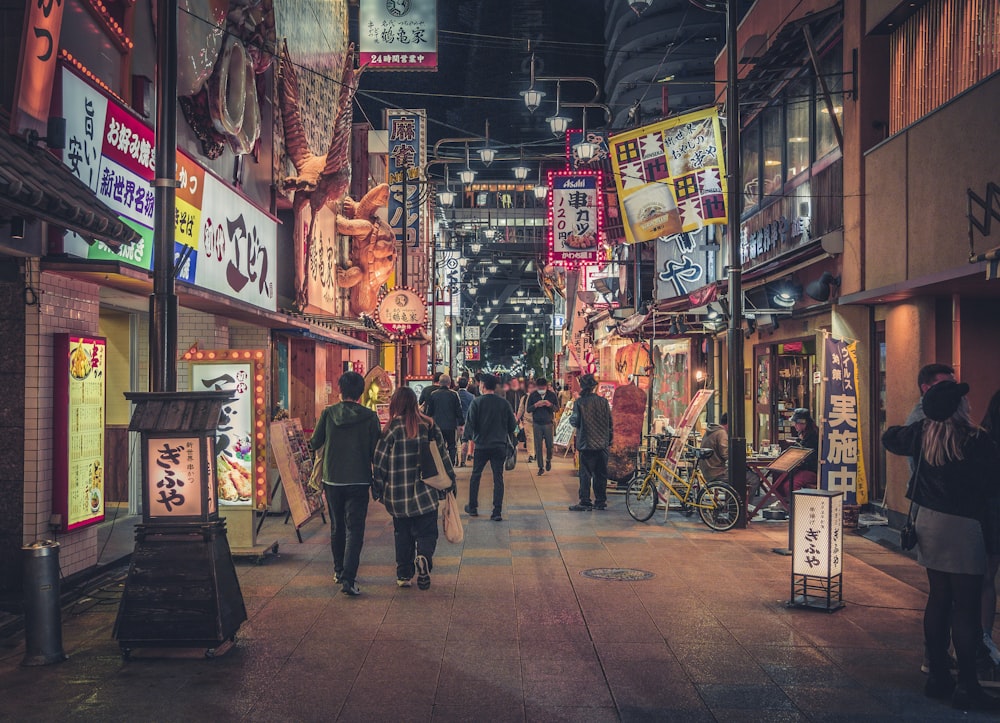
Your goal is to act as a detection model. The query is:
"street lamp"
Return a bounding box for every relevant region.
[546,80,571,137]
[520,45,545,112]
[512,146,531,181]
[574,107,598,162]
[533,164,548,201]
[438,164,456,207]
[459,143,476,185]
[478,119,495,166]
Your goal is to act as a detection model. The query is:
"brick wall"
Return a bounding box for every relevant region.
[229,323,270,350]
[24,270,101,577]
[0,261,26,591]
[176,308,229,391]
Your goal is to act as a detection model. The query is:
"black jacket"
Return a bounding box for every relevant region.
[527,389,559,425]
[309,401,381,486]
[883,421,1000,520]
[425,386,464,431]
[462,393,517,450]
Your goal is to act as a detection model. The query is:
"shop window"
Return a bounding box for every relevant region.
[762,105,784,201]
[815,42,843,160]
[785,77,812,179]
[741,119,761,210]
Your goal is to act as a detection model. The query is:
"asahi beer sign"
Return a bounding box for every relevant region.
[548,170,603,268]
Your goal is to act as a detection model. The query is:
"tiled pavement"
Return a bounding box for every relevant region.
[0,451,996,722]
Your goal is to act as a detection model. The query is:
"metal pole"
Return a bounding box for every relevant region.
[726,0,748,528]
[150,0,178,393]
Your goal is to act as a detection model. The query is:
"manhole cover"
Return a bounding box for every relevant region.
[580,568,655,581]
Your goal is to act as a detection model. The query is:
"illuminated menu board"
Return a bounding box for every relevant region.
[53,334,106,531]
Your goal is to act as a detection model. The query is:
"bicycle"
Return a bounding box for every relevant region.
[625,436,742,531]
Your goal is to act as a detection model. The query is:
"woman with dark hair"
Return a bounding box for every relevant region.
[884,380,1000,711]
[775,408,819,502]
[372,387,455,590]
[980,390,1000,665]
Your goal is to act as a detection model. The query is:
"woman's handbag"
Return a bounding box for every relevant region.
[900,448,924,551]
[441,490,464,544]
[505,434,517,471]
[307,446,325,493]
[420,425,453,491]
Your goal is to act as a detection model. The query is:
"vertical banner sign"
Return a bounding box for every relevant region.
[386,110,425,286]
[608,108,727,244]
[548,170,604,268]
[11,0,65,137]
[359,0,438,70]
[820,337,866,504]
[53,335,106,531]
[191,361,257,508]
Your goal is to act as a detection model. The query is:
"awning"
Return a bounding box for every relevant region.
[839,261,994,306]
[0,118,140,249]
[40,258,374,349]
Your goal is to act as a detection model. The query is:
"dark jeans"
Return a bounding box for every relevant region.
[440,427,457,464]
[324,484,370,585]
[533,422,554,467]
[468,446,506,514]
[578,449,609,506]
[925,568,983,684]
[393,510,438,580]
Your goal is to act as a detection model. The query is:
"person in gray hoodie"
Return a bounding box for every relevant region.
[310,371,382,596]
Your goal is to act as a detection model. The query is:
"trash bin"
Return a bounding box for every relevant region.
[21,540,67,666]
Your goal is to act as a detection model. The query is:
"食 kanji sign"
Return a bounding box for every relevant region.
[548,170,604,268]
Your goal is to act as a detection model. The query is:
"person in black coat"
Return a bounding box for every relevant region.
[424,373,464,464]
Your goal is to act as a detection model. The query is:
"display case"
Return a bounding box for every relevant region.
[753,339,816,450]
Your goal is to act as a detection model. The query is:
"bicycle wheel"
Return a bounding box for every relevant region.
[626,474,658,522]
[697,482,741,531]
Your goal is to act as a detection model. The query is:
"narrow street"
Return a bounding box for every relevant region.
[0,453,989,722]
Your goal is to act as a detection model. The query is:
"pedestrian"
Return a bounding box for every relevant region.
[516,379,537,462]
[905,363,957,471]
[775,408,819,502]
[462,374,518,521]
[309,371,382,596]
[883,380,1000,711]
[456,377,475,467]
[418,371,443,410]
[505,376,526,414]
[980,389,1000,665]
[424,373,464,464]
[700,412,729,483]
[372,387,456,590]
[568,373,612,511]
[527,377,560,475]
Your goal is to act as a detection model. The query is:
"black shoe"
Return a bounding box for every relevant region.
[491,512,503,521]
[952,683,1000,711]
[924,674,956,700]
[528,456,534,463]
[546,459,551,471]
[333,572,342,584]
[464,504,478,517]
[537,468,544,476]
[594,503,607,511]
[569,503,593,512]
[341,582,361,597]
[415,555,431,590]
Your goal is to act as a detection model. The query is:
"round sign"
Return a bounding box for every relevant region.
[375,288,427,338]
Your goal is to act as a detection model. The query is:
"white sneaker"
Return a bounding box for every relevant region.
[984,634,1000,666]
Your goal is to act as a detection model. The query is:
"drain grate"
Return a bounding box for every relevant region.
[580,568,655,581]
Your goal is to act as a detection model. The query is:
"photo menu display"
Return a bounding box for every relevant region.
[53,335,106,530]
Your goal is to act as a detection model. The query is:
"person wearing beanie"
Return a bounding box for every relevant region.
[884,380,1000,711]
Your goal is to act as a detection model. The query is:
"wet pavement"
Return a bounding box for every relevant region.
[0,451,995,721]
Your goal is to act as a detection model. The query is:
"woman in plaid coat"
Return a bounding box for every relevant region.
[373,387,456,590]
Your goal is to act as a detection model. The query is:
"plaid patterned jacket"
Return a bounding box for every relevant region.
[373,419,455,518]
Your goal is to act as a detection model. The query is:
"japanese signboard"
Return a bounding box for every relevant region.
[145,438,206,519]
[53,335,106,531]
[819,337,868,505]
[61,68,277,311]
[189,354,268,511]
[464,325,480,341]
[548,170,604,268]
[360,0,438,70]
[793,489,843,578]
[655,227,718,300]
[663,388,714,471]
[464,341,480,361]
[608,108,728,244]
[268,419,325,529]
[376,288,427,338]
[386,110,425,283]
[11,0,65,137]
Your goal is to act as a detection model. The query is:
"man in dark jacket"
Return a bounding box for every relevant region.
[699,413,729,483]
[456,377,475,466]
[462,374,518,521]
[527,377,560,475]
[568,374,613,511]
[425,373,464,464]
[418,371,443,409]
[309,371,382,596]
